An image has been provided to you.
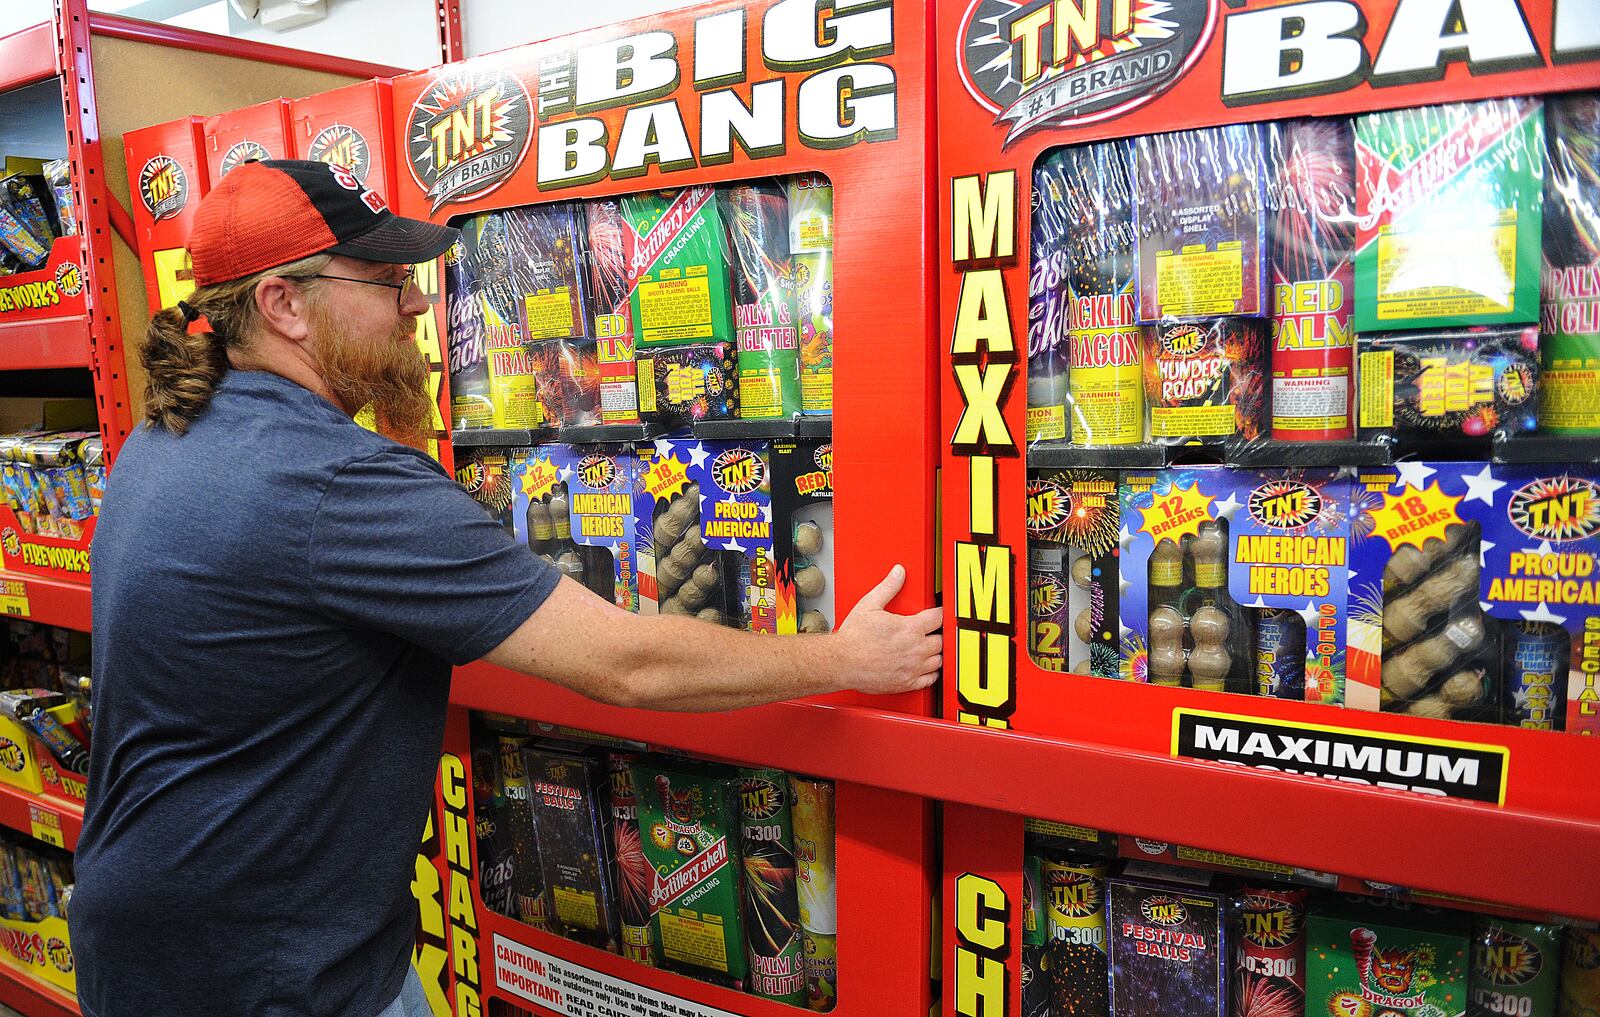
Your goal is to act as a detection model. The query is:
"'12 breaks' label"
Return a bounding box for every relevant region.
[1172,710,1508,804]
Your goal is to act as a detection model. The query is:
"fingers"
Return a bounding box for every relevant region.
[913,605,943,634]
[853,563,906,613]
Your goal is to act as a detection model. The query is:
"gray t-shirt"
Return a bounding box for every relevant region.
[72,370,557,1017]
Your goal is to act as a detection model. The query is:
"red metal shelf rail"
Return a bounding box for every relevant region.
[0,783,84,853]
[454,661,1600,920]
[0,318,94,373]
[0,963,77,1017]
[3,573,92,632]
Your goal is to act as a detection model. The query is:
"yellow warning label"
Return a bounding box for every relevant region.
[802,366,832,415]
[1375,221,1517,320]
[553,886,600,930]
[1155,246,1245,317]
[1541,367,1600,432]
[1070,361,1144,445]
[1027,404,1067,442]
[659,909,730,971]
[1358,351,1395,428]
[637,359,657,413]
[1150,402,1234,438]
[522,290,575,340]
[638,276,713,344]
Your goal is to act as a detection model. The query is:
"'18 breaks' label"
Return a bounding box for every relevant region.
[1172,710,1508,804]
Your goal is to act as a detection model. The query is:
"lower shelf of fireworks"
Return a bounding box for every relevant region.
[470,712,841,1012]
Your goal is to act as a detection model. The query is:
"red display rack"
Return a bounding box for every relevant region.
[0,963,78,1017]
[934,0,1600,961]
[0,783,83,854]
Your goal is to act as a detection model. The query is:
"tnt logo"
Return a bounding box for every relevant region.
[137,156,189,221]
[713,448,766,496]
[1,529,18,558]
[1048,870,1102,919]
[1029,573,1067,618]
[406,66,533,211]
[1141,895,1187,926]
[308,124,372,183]
[1476,929,1541,986]
[1241,896,1300,948]
[1160,324,1207,358]
[1510,476,1600,542]
[220,140,271,177]
[55,262,83,298]
[578,454,617,490]
[738,777,782,820]
[1026,478,1072,534]
[46,938,71,974]
[0,739,24,773]
[1248,481,1323,530]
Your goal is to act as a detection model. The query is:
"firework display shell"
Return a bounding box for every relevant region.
[720,182,803,420]
[1133,124,1268,321]
[443,229,494,429]
[1232,887,1307,1017]
[631,759,748,984]
[622,187,735,349]
[511,447,624,599]
[1542,94,1600,436]
[607,753,653,965]
[1349,462,1600,733]
[456,448,516,534]
[500,203,588,342]
[1354,97,1545,331]
[1121,467,1352,704]
[470,724,519,919]
[1357,326,1541,446]
[1142,318,1269,446]
[1108,865,1229,1017]
[636,341,740,423]
[691,439,779,633]
[522,743,620,938]
[787,170,835,417]
[1470,918,1563,1017]
[1029,151,1074,443]
[789,775,838,1012]
[773,438,834,635]
[494,734,553,930]
[584,197,642,425]
[549,444,640,611]
[739,767,806,1004]
[1306,896,1470,1017]
[1027,469,1121,678]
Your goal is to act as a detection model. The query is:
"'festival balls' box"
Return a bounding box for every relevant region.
[1121,467,1354,705]
[1108,864,1229,1017]
[1306,896,1470,1017]
[1348,462,1600,732]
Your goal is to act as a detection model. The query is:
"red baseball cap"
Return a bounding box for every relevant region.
[187,159,459,288]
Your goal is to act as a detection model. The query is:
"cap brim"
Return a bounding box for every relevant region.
[327,214,460,264]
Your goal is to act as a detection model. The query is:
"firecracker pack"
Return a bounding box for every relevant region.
[1107,864,1229,1017]
[1349,461,1600,733]
[548,444,640,611]
[1121,467,1354,705]
[470,725,519,920]
[1543,94,1600,437]
[738,767,806,1004]
[510,446,617,599]
[446,216,528,429]
[622,187,735,349]
[634,436,748,628]
[631,758,748,986]
[1470,917,1565,1017]
[1357,325,1542,448]
[522,742,620,941]
[771,438,834,634]
[1354,97,1546,331]
[583,198,641,425]
[635,341,740,423]
[1026,468,1122,678]
[1306,896,1470,1017]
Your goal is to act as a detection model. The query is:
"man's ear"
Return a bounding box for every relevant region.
[254,276,314,344]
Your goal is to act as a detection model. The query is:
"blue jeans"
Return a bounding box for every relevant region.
[375,967,431,1017]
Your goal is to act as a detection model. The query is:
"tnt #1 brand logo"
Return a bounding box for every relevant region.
[712,447,767,496]
[307,124,373,182]
[577,454,617,490]
[1509,475,1600,542]
[137,156,189,222]
[1248,480,1323,530]
[958,0,1216,145]
[1050,869,1102,919]
[407,65,532,212]
[1030,571,1067,618]
[1141,895,1187,926]
[220,140,272,176]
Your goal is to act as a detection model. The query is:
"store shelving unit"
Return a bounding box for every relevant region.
[0,784,82,854]
[0,966,77,1017]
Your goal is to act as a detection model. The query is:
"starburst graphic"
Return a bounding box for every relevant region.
[406,66,531,211]
[1508,474,1600,543]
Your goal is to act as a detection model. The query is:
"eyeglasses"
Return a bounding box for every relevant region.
[291,268,419,309]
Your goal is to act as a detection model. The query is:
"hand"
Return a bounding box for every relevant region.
[834,564,943,696]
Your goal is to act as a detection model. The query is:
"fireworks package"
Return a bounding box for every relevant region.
[787,174,834,416]
[1231,887,1307,1017]
[1561,928,1600,1015]
[1357,325,1541,448]
[1354,97,1545,330]
[1044,854,1111,1017]
[636,341,740,423]
[1141,318,1270,448]
[446,216,533,429]
[501,204,594,428]
[1122,467,1354,705]
[1026,468,1122,677]
[0,175,57,251]
[631,758,747,986]
[1307,897,1470,1017]
[635,436,741,626]
[522,743,619,941]
[0,432,100,540]
[1469,917,1564,1017]
[41,161,74,238]
[583,197,641,425]
[470,725,518,919]
[720,182,802,419]
[1020,850,1053,1017]
[1108,864,1229,1017]
[622,187,734,349]
[548,444,639,610]
[691,439,780,633]
[789,775,838,1012]
[738,768,806,1004]
[772,438,835,634]
[607,754,653,964]
[1349,462,1600,733]
[1029,150,1073,443]
[1134,125,1268,321]
[1542,93,1600,436]
[1266,118,1358,442]
[494,735,553,929]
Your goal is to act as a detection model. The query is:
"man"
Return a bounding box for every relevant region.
[71,160,940,1017]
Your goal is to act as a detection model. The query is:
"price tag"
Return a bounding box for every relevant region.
[27,804,63,847]
[0,578,29,618]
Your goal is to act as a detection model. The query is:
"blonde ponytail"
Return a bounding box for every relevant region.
[141,253,331,435]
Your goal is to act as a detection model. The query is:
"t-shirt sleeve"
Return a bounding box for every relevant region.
[308,448,559,664]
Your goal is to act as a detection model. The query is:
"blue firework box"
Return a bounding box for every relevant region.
[1121,466,1354,705]
[1348,462,1600,734]
[550,443,639,612]
[1108,863,1229,1017]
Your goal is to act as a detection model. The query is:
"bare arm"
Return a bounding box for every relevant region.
[484,565,942,712]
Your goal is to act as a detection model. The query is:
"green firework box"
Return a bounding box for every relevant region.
[522,743,620,940]
[632,759,747,985]
[622,187,734,349]
[720,182,802,419]
[787,174,834,415]
[1307,896,1470,1017]
[1470,918,1563,1017]
[739,767,806,1004]
[1354,98,1545,330]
